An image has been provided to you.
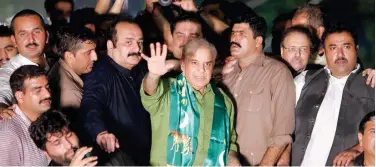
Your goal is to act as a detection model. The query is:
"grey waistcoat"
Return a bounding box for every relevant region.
[292,68,374,166]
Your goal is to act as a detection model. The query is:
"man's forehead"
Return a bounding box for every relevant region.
[325,32,355,45]
[175,21,202,33]
[116,23,143,39]
[232,23,251,31]
[0,37,14,48]
[24,76,48,88]
[14,15,44,29]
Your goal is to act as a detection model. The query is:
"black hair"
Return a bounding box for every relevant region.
[29,110,70,150]
[10,65,46,95]
[281,25,320,57]
[170,12,202,34]
[359,111,375,134]
[107,16,139,44]
[321,22,358,46]
[56,25,97,59]
[294,4,325,28]
[44,0,74,15]
[69,8,97,30]
[10,9,46,35]
[232,14,267,47]
[0,25,12,37]
[201,0,222,7]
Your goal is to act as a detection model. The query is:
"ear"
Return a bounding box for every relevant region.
[64,51,74,62]
[15,91,24,104]
[107,40,114,56]
[11,35,17,47]
[280,46,284,57]
[317,26,325,39]
[45,31,49,44]
[180,59,185,74]
[358,132,363,147]
[255,36,263,48]
[356,45,359,51]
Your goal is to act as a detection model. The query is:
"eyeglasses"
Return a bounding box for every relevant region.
[282,46,310,54]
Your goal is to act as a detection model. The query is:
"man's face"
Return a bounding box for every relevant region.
[17,76,51,114]
[181,47,214,92]
[0,36,17,66]
[69,40,97,75]
[11,15,48,59]
[230,23,259,59]
[359,120,375,157]
[324,32,357,78]
[203,4,225,21]
[55,1,73,21]
[172,21,202,59]
[281,32,311,72]
[45,127,79,166]
[110,22,143,67]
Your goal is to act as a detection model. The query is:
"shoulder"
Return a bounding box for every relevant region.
[84,57,115,85]
[0,118,22,139]
[264,56,291,73]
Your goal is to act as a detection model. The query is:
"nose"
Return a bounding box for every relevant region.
[91,50,98,61]
[198,63,205,73]
[28,33,36,43]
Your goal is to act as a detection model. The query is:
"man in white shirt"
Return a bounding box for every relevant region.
[0,9,49,111]
[291,23,375,166]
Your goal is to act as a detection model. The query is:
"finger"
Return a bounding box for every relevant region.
[75,147,92,161]
[172,1,182,6]
[156,42,161,57]
[344,157,352,166]
[162,44,168,59]
[105,136,115,153]
[372,76,375,88]
[140,53,150,61]
[115,138,120,148]
[81,156,98,166]
[5,110,15,117]
[101,138,108,152]
[366,75,372,85]
[150,43,155,57]
[333,156,340,166]
[85,161,98,167]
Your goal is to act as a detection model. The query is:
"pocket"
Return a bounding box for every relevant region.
[247,87,264,112]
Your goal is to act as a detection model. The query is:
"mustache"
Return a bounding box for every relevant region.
[39,98,51,104]
[26,42,39,48]
[230,42,241,48]
[335,57,348,64]
[291,56,302,62]
[128,52,141,57]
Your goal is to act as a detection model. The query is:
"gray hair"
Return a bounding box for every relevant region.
[182,38,217,60]
[294,4,324,28]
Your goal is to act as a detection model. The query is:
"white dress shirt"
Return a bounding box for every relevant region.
[299,65,360,166]
[0,54,49,105]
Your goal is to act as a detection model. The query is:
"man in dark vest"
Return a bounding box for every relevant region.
[292,23,374,166]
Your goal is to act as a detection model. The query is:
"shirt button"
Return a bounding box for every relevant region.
[310,119,315,123]
[234,94,238,97]
[314,104,320,109]
[250,91,253,93]
[238,77,242,81]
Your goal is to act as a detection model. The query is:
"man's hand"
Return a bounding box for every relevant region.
[362,68,375,88]
[146,0,159,14]
[172,0,198,13]
[227,150,241,166]
[222,58,237,76]
[141,43,174,77]
[69,147,98,167]
[0,104,16,122]
[333,149,361,166]
[96,131,120,153]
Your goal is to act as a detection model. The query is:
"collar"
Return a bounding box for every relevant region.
[106,55,132,75]
[191,81,213,98]
[12,54,50,71]
[324,64,360,78]
[58,59,84,87]
[14,104,32,126]
[234,54,266,73]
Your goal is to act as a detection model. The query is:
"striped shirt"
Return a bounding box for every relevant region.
[0,105,49,166]
[0,54,49,106]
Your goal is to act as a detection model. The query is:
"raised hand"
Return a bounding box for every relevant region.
[96,131,120,153]
[172,0,198,13]
[69,147,97,167]
[141,43,174,77]
[146,0,159,14]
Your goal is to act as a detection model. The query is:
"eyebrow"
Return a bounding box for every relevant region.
[4,45,14,49]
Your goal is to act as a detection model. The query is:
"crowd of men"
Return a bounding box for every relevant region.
[0,0,374,166]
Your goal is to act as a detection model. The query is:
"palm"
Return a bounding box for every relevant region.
[141,43,173,76]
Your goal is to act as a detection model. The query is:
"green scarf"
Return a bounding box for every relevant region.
[166,74,230,166]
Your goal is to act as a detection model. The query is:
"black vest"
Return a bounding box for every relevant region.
[292,68,374,166]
